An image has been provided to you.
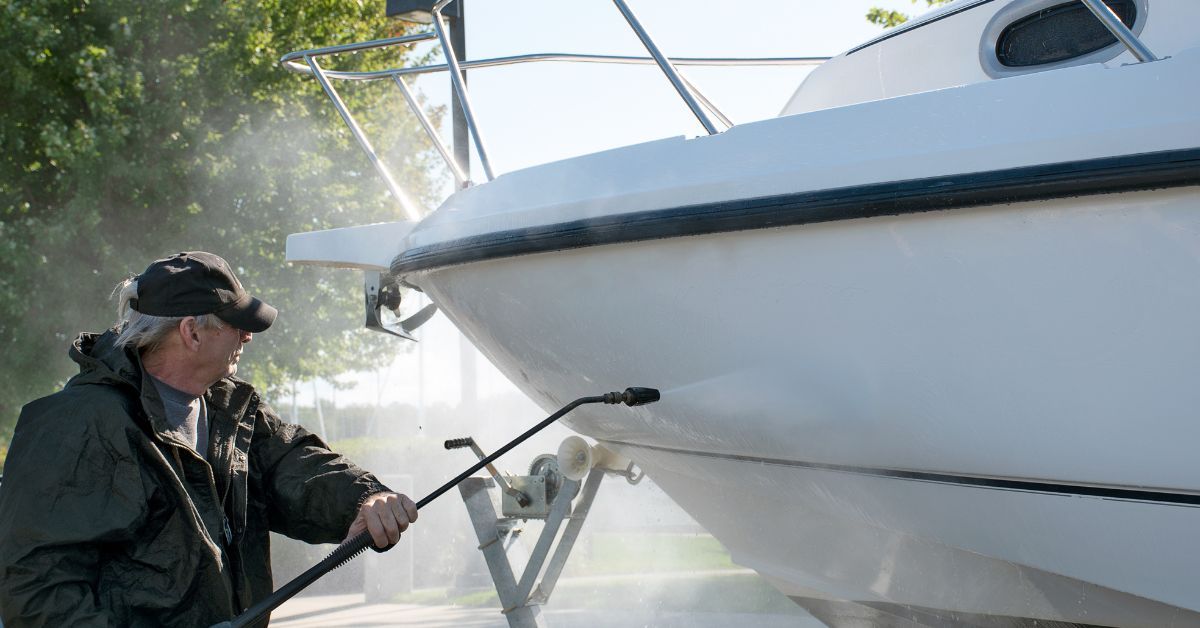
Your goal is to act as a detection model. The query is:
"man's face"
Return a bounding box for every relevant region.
[196,321,252,383]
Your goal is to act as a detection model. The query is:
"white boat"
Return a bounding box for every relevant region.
[284,1,1200,625]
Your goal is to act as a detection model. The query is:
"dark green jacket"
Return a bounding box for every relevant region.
[0,331,390,627]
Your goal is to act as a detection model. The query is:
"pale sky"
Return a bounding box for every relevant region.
[414,0,930,174]
[297,0,935,410]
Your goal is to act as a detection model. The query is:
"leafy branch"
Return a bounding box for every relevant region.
[867,0,955,28]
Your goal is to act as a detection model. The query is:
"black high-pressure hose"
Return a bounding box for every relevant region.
[213,386,660,628]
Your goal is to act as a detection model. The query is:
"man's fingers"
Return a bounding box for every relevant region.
[388,499,411,534]
[401,495,418,523]
[354,492,418,549]
[367,507,397,548]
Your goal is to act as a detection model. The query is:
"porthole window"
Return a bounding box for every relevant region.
[996,0,1137,67]
[980,0,1148,78]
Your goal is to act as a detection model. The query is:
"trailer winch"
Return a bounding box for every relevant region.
[447,434,646,628]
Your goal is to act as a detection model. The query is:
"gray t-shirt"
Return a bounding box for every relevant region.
[150,376,209,459]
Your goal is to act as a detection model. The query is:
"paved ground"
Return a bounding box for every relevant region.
[272,594,826,627]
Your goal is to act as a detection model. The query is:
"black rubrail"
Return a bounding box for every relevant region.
[391,147,1200,277]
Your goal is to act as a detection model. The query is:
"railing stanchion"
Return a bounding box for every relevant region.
[610,0,722,135]
[305,55,423,220]
[432,0,496,181]
[1079,0,1157,62]
[679,74,733,130]
[280,34,829,203]
[392,75,469,188]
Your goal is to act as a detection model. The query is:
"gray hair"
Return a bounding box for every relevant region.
[112,277,223,353]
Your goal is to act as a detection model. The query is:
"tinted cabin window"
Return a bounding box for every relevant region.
[996,0,1137,67]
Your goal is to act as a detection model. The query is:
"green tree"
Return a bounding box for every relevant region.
[0,0,443,461]
[868,0,955,28]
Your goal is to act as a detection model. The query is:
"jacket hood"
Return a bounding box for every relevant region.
[68,330,143,392]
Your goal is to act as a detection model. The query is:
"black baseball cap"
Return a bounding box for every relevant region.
[130,252,277,333]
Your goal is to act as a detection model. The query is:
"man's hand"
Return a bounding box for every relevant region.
[344,492,418,549]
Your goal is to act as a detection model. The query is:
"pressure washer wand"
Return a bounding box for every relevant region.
[216,387,660,628]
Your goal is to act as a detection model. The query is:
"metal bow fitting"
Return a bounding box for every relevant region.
[365,270,437,341]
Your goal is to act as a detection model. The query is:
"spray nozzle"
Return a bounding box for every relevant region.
[603,387,661,406]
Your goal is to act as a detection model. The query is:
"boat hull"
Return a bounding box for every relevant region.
[412,187,1200,623]
[625,442,1199,626]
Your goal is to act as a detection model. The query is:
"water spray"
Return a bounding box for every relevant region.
[213,386,660,628]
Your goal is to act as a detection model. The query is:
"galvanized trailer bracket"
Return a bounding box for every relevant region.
[457,467,607,628]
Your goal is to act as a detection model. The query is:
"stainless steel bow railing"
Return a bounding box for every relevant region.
[1079,0,1157,62]
[280,1,827,219]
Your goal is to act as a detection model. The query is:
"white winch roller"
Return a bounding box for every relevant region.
[556,436,631,481]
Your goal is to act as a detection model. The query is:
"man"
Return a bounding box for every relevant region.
[0,251,417,627]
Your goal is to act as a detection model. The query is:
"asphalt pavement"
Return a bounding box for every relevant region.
[271,593,825,627]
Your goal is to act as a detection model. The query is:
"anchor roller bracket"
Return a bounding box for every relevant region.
[364,270,437,340]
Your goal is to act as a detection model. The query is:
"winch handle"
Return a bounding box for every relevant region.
[215,387,660,628]
[442,436,530,507]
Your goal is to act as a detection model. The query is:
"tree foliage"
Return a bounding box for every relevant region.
[0,0,443,452]
[868,0,955,28]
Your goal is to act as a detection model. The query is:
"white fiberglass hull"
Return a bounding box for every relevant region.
[288,34,1200,624]
[411,187,1200,625]
[634,441,1200,626]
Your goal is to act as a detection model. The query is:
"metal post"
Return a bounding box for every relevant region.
[442,4,481,407]
[459,478,546,628]
[528,469,605,605]
[452,468,619,623]
[610,0,721,135]
[303,56,423,220]
[433,0,496,180]
[679,74,733,129]
[513,478,582,601]
[1080,0,1157,62]
[392,75,467,187]
[449,5,471,186]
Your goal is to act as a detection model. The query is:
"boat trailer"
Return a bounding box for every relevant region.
[448,435,644,627]
[214,387,658,628]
